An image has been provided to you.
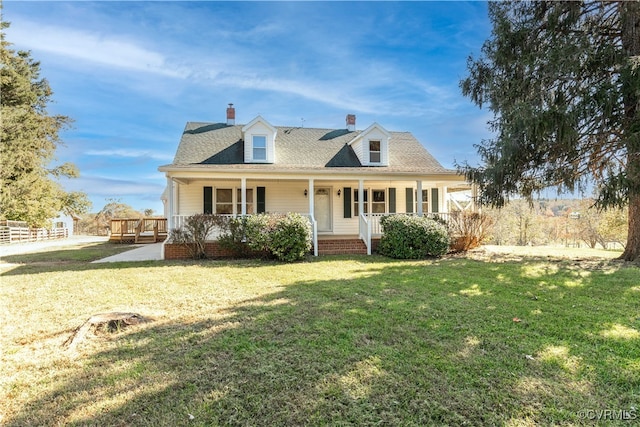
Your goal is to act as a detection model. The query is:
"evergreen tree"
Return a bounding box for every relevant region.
[0,20,89,226]
[459,1,640,261]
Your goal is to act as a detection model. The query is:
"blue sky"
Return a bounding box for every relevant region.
[3,1,493,215]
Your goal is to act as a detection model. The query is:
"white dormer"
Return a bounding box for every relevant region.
[242,115,277,163]
[347,122,390,166]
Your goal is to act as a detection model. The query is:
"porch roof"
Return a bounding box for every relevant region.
[159,122,459,176]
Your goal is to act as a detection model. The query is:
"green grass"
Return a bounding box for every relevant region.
[1,242,137,264]
[1,246,639,426]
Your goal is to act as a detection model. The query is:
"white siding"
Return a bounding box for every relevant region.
[243,120,276,163]
[263,181,308,213]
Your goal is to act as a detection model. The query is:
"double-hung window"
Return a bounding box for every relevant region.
[416,189,429,213]
[371,190,386,213]
[369,140,381,163]
[253,135,267,161]
[353,189,368,216]
[236,188,254,214]
[216,189,233,214]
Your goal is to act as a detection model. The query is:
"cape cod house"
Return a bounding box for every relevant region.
[159,105,474,257]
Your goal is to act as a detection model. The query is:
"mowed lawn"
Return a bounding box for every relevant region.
[1,244,639,426]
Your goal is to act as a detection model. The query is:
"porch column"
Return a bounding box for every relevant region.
[416,180,423,216]
[358,179,364,217]
[167,177,174,229]
[308,178,314,217]
[442,186,448,213]
[309,179,317,256]
[240,177,247,216]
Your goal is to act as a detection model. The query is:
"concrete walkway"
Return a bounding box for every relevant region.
[92,242,164,263]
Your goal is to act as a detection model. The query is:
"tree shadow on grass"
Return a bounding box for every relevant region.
[4,257,639,426]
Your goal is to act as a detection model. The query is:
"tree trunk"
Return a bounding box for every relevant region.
[621,194,640,262]
[620,1,640,262]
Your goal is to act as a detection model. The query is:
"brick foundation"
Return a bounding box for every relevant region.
[164,242,241,260]
[164,238,379,259]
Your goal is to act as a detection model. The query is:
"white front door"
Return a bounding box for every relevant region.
[314,188,332,232]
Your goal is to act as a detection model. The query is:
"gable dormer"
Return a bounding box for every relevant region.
[242,115,276,163]
[347,122,390,166]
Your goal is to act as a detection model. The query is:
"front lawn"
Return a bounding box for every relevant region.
[1,247,638,426]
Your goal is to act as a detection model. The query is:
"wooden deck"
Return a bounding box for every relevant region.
[109,218,168,244]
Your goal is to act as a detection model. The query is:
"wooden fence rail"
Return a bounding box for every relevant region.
[0,221,69,245]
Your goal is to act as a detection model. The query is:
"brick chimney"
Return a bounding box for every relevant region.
[346,114,356,131]
[226,103,235,125]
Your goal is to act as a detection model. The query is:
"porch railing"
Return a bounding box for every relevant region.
[305,214,318,257]
[359,213,372,255]
[368,212,451,237]
[170,212,451,255]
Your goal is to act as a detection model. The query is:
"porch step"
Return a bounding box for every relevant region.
[318,238,368,255]
[135,234,167,244]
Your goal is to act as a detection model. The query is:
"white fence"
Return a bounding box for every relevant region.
[0,220,69,245]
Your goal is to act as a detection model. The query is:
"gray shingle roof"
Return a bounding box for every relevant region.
[163,121,453,174]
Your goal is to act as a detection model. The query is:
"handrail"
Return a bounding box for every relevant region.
[134,218,143,242]
[308,215,318,256]
[359,213,371,255]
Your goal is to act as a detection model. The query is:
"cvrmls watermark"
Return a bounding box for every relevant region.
[577,409,637,421]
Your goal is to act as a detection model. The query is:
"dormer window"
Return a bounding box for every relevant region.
[369,140,381,163]
[347,122,390,166]
[242,115,276,163]
[253,136,267,161]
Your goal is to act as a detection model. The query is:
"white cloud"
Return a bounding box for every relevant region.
[6,20,188,78]
[65,175,163,197]
[85,149,173,161]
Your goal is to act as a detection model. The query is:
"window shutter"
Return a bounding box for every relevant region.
[431,188,439,213]
[204,187,213,214]
[405,188,413,213]
[257,186,266,213]
[343,187,352,218]
[389,188,396,213]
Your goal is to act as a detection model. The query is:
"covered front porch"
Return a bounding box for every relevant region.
[162,172,474,256]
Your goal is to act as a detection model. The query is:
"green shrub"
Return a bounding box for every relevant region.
[244,213,274,254]
[244,213,312,262]
[378,215,449,259]
[216,216,257,258]
[269,213,313,262]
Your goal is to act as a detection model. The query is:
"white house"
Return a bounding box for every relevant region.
[158,105,473,256]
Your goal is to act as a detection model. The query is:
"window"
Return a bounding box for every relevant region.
[216,188,233,214]
[204,187,213,214]
[372,189,386,213]
[369,140,381,163]
[236,188,254,214]
[253,135,267,161]
[353,189,368,216]
[416,189,429,213]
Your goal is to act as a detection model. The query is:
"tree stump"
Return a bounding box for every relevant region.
[63,312,151,350]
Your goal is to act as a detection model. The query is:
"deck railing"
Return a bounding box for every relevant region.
[109,218,168,243]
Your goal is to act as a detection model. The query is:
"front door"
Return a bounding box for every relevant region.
[314,188,332,232]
